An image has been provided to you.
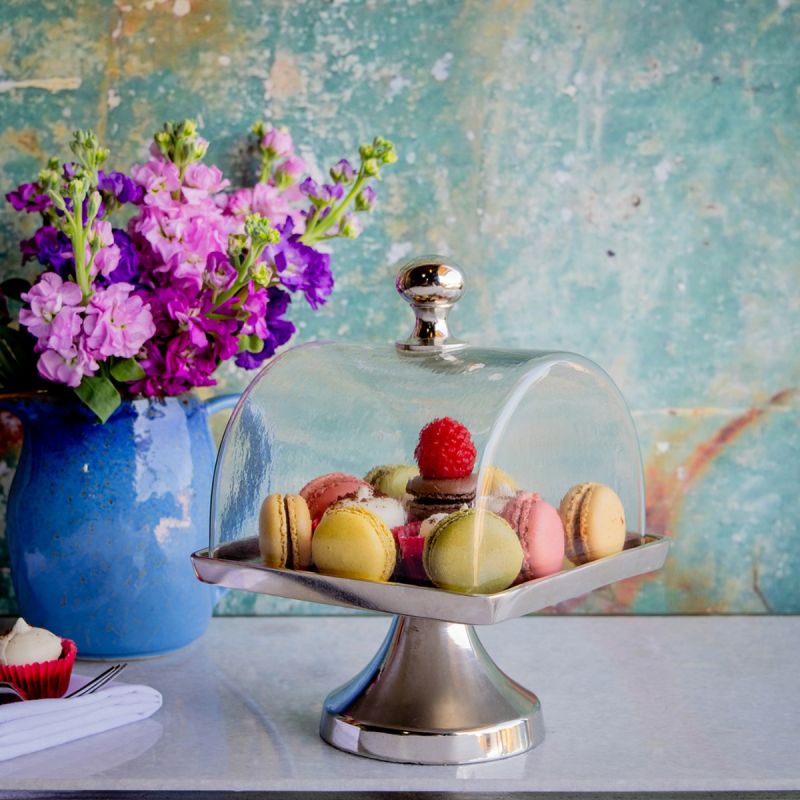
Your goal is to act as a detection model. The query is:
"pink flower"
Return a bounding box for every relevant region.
[274,155,306,187]
[83,283,156,359]
[131,159,181,208]
[224,182,299,230]
[19,273,83,342]
[182,163,229,203]
[37,345,98,388]
[92,245,121,278]
[90,220,114,249]
[46,306,84,352]
[261,127,293,158]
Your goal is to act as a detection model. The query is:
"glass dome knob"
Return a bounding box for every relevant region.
[395,255,466,352]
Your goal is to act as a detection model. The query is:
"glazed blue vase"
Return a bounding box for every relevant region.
[0,392,238,659]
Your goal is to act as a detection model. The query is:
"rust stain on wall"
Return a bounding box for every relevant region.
[111,0,232,76]
[1,129,45,159]
[554,388,797,613]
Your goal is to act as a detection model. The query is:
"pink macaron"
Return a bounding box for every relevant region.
[299,472,372,521]
[501,492,565,580]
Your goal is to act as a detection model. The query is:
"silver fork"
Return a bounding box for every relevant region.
[0,681,27,702]
[66,663,127,698]
[0,663,127,704]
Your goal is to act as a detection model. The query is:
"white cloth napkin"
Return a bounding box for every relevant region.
[0,682,162,762]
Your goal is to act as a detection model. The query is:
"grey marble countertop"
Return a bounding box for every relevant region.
[0,615,798,797]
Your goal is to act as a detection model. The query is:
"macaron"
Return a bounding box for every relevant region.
[501,492,565,580]
[423,508,523,594]
[299,472,372,521]
[406,474,477,521]
[312,506,397,582]
[478,466,518,497]
[364,464,420,499]
[258,493,313,569]
[559,482,626,565]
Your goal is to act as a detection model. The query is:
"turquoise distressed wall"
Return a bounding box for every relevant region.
[0,0,797,614]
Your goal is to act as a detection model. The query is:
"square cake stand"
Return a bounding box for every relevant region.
[192,534,669,765]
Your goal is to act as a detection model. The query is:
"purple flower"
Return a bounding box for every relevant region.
[299,177,321,199]
[235,287,296,369]
[265,219,333,310]
[299,178,343,207]
[6,182,51,213]
[21,226,74,275]
[355,185,376,212]
[98,170,144,205]
[329,158,355,183]
[104,229,140,284]
[83,283,156,359]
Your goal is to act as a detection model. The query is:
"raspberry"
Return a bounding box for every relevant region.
[414,417,476,479]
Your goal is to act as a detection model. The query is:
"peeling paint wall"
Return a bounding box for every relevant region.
[0,0,798,614]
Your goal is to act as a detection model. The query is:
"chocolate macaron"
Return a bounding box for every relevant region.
[406,474,477,521]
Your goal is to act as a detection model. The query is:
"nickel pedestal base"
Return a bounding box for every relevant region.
[320,615,544,764]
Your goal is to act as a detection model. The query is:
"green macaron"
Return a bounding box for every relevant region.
[423,508,523,594]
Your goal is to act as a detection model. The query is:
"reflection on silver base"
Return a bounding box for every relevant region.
[320,615,544,764]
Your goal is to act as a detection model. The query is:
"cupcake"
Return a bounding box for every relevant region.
[0,618,77,700]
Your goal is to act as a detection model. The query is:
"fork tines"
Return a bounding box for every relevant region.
[66,663,127,698]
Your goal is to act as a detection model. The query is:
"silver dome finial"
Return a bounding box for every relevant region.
[395,255,466,352]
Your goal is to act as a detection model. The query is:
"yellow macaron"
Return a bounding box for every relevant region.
[312,506,396,582]
[258,493,313,569]
[559,482,626,565]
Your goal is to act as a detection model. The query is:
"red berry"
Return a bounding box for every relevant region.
[414,417,476,479]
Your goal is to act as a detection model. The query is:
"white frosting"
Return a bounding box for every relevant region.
[0,618,63,666]
[419,513,449,539]
[334,494,407,529]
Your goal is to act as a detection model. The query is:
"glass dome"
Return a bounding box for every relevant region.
[198,256,663,767]
[209,258,645,590]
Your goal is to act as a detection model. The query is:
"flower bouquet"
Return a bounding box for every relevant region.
[1,121,396,421]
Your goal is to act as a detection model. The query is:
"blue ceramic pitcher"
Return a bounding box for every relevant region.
[0,392,238,659]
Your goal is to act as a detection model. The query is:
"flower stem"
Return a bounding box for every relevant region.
[301,170,367,246]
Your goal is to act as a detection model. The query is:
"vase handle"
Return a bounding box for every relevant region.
[203,393,241,609]
[203,393,241,417]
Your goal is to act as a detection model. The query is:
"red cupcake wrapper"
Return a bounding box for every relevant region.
[0,638,77,700]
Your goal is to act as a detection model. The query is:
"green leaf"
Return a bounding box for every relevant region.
[110,357,146,382]
[74,373,121,423]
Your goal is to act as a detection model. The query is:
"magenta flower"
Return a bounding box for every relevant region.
[83,283,156,359]
[204,251,237,291]
[19,273,83,343]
